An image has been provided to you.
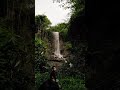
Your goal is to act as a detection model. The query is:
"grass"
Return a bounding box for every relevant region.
[35,72,49,90]
[59,76,86,90]
[35,72,86,90]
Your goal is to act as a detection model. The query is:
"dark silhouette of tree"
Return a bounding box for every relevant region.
[0,0,35,89]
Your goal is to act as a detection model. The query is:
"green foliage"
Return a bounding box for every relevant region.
[35,72,86,90]
[35,15,51,25]
[35,36,47,48]
[70,0,85,16]
[59,76,86,90]
[35,1,86,89]
[49,23,67,32]
[64,42,72,50]
[35,72,49,90]
[35,35,48,72]
[0,25,34,89]
[0,0,35,89]
[58,42,87,85]
[35,15,51,30]
[58,0,86,79]
[35,15,52,72]
[49,23,69,41]
[53,0,85,17]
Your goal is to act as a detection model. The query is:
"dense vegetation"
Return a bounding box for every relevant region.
[0,0,87,89]
[54,0,120,89]
[0,0,34,89]
[1,0,119,89]
[35,0,86,90]
[35,72,85,90]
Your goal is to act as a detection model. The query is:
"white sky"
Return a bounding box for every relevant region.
[35,0,71,26]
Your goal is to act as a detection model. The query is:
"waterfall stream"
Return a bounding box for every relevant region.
[47,31,67,68]
[52,32,63,59]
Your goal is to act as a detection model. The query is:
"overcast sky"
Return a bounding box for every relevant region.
[35,0,71,26]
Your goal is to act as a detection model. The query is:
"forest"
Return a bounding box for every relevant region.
[0,0,35,89]
[1,0,120,90]
[35,0,86,90]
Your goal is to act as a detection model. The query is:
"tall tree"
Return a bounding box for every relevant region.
[35,15,51,39]
[0,0,35,89]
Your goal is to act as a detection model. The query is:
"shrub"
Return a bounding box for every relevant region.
[35,72,49,90]
[35,71,86,90]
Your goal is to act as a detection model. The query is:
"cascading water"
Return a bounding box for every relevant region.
[47,31,67,68]
[52,32,63,59]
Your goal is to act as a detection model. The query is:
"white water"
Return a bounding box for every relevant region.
[52,32,63,59]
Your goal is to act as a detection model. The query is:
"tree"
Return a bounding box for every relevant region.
[53,0,85,41]
[35,15,51,73]
[53,0,86,81]
[35,15,51,39]
[49,23,68,41]
[0,0,35,89]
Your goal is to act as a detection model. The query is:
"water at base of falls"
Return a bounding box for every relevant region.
[53,53,63,58]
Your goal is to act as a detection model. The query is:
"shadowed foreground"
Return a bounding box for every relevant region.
[39,79,59,90]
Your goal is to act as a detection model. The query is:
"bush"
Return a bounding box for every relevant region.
[35,72,49,90]
[35,71,86,90]
[58,76,86,90]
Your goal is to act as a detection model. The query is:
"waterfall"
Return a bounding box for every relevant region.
[52,32,63,59]
[47,31,67,68]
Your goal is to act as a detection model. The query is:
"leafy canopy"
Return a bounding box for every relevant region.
[35,15,51,29]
